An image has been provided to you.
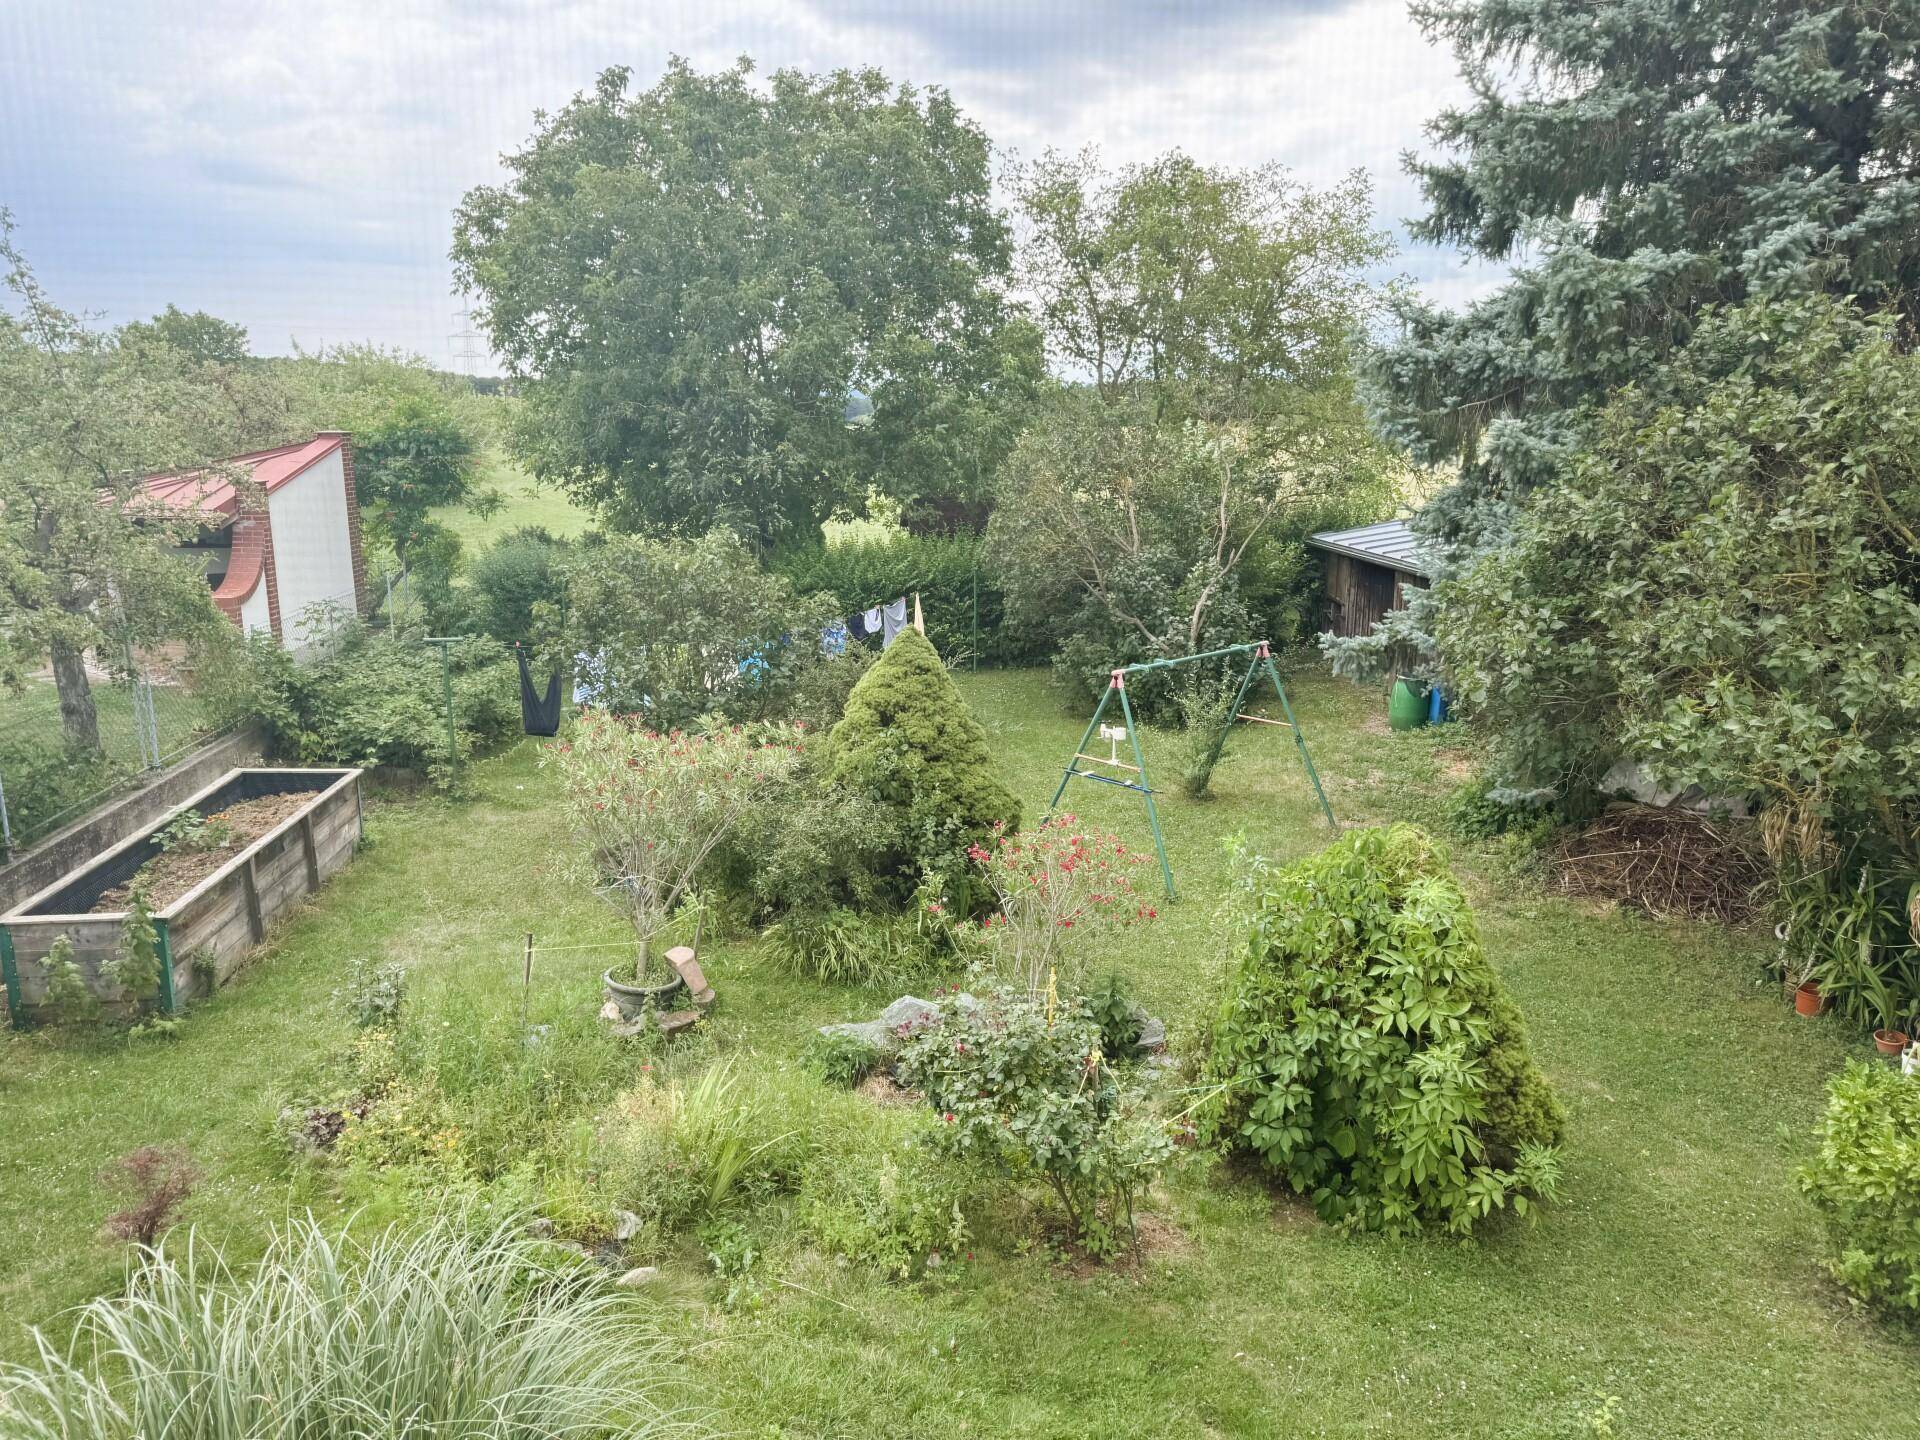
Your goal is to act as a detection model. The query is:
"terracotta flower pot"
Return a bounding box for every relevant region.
[1793,981,1828,1017]
[1875,1028,1909,1056]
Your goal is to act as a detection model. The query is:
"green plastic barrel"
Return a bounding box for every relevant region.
[1387,678,1428,731]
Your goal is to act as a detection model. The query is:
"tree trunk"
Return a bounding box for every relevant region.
[49,637,101,754]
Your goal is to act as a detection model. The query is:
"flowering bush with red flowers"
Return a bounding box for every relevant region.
[546,712,802,980]
[898,988,1172,1259]
[969,815,1154,998]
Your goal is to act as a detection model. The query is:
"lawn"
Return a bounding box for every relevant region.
[2,669,1914,1438]
[430,447,591,548]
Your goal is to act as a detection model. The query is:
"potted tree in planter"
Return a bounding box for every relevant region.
[548,712,801,1020]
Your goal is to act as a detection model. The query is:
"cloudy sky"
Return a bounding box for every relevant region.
[1,0,1506,373]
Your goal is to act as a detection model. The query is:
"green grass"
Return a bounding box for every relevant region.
[3,670,1915,1437]
[430,449,591,549]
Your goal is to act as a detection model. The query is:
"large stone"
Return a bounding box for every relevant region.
[1134,1013,1167,1054]
[657,1009,701,1037]
[878,995,942,1034]
[610,1209,641,1241]
[615,1266,660,1288]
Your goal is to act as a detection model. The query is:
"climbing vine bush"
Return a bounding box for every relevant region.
[1196,825,1564,1236]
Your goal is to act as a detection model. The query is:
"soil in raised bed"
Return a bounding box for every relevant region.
[92,792,317,913]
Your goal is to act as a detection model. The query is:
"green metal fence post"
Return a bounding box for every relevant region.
[971,567,979,671]
[1,926,23,1029]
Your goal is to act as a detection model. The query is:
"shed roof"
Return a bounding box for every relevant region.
[1306,519,1431,579]
[140,434,345,517]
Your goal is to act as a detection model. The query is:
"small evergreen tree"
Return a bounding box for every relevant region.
[823,629,1020,905]
[1197,825,1564,1236]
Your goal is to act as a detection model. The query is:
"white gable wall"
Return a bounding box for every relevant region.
[266,448,357,648]
[239,579,272,637]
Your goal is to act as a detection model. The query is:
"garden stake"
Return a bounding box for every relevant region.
[522,931,534,1035]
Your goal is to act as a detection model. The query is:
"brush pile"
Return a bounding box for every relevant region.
[1552,805,1769,922]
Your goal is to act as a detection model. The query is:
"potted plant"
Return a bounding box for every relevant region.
[546,712,801,1020]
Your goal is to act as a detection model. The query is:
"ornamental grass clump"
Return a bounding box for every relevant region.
[548,711,802,981]
[0,1215,684,1439]
[1196,824,1565,1237]
[970,816,1155,998]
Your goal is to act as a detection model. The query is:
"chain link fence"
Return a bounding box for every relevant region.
[0,653,226,858]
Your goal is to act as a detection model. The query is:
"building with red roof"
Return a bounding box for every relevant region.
[142,432,367,648]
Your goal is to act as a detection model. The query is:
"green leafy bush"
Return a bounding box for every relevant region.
[1799,1060,1920,1315]
[773,533,1042,666]
[466,526,570,643]
[1438,297,1920,1017]
[1196,825,1565,1236]
[562,528,837,728]
[0,734,122,844]
[332,956,407,1030]
[823,628,1020,906]
[0,1216,678,1438]
[266,625,518,778]
[898,988,1172,1257]
[1084,972,1142,1059]
[799,1115,974,1278]
[802,1028,886,1087]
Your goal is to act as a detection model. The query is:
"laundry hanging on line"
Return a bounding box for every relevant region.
[880,596,909,647]
[820,618,849,656]
[516,648,563,736]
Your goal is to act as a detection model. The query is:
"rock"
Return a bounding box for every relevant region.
[818,1019,895,1052]
[610,1209,641,1241]
[616,1265,660,1288]
[598,1000,623,1023]
[657,1008,701,1037]
[1134,1014,1167,1054]
[526,1218,555,1239]
[879,995,942,1033]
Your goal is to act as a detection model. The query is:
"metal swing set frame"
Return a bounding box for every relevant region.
[1046,640,1336,900]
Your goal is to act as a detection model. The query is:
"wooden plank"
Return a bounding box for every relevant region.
[242,854,264,943]
[299,813,321,894]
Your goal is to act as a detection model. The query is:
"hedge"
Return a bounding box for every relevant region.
[772,534,1045,668]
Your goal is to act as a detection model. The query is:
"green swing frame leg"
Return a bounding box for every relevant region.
[1048,672,1178,901]
[1047,641,1336,902]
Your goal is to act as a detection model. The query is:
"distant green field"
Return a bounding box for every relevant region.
[430,450,592,549]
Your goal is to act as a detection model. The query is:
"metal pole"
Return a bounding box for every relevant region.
[1048,679,1116,814]
[426,637,459,774]
[0,764,13,856]
[522,931,534,1035]
[1119,641,1264,676]
[971,566,979,671]
[1263,649,1336,828]
[1115,676,1176,901]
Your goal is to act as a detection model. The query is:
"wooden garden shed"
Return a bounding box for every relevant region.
[1307,520,1432,638]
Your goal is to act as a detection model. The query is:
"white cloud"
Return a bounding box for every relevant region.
[0,0,1497,369]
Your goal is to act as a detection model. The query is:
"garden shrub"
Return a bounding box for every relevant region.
[466,525,570,643]
[563,528,838,727]
[0,1217,678,1439]
[268,625,518,778]
[591,1062,865,1248]
[899,988,1172,1258]
[0,733,122,844]
[773,533,1043,666]
[970,815,1154,997]
[798,1113,975,1278]
[802,1028,885,1087]
[765,905,958,989]
[1799,1060,1920,1315]
[823,628,1020,906]
[1196,825,1565,1236]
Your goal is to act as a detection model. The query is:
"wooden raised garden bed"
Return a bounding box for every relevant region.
[1,767,362,1024]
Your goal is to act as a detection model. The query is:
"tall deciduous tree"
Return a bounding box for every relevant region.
[453,60,1043,545]
[995,152,1398,703]
[121,305,252,366]
[1014,149,1389,414]
[0,221,265,751]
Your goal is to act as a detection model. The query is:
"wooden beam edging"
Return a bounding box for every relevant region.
[242,855,265,943]
[299,812,321,894]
